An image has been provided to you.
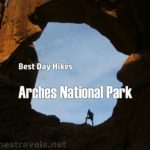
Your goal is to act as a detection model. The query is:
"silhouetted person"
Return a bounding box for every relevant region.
[85,109,94,126]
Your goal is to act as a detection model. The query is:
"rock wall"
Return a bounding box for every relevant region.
[0,0,150,150]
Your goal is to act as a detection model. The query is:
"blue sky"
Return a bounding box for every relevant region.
[31,23,127,125]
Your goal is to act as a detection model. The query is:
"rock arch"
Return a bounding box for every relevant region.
[0,0,150,149]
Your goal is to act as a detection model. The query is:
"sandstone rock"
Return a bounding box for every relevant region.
[0,44,38,90]
[34,0,136,54]
[0,0,150,150]
[0,0,5,25]
[0,0,48,63]
[117,53,150,88]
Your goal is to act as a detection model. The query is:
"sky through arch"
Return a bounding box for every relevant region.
[31,23,127,125]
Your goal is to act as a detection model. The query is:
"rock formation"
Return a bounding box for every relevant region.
[0,0,150,149]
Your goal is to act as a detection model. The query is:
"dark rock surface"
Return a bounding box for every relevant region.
[0,0,150,149]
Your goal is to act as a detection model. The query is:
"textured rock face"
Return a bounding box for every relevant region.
[0,0,150,150]
[0,0,5,24]
[117,53,150,88]
[0,0,48,63]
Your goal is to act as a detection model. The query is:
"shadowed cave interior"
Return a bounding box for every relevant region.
[1,0,150,149]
